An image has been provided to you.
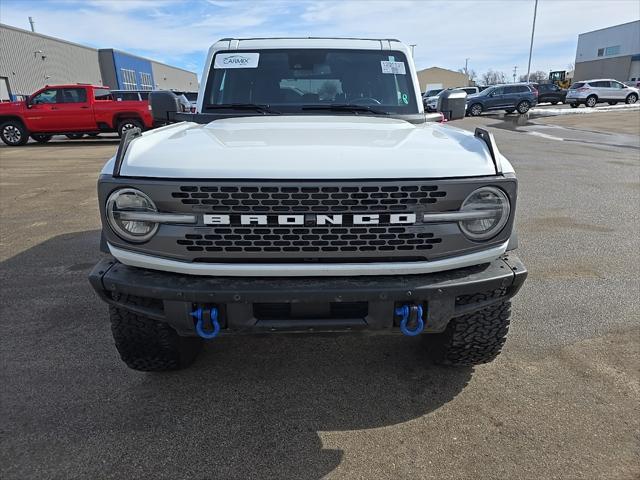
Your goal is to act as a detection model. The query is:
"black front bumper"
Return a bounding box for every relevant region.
[89,255,527,336]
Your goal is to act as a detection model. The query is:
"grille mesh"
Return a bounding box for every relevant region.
[171,184,446,213]
[176,226,442,254]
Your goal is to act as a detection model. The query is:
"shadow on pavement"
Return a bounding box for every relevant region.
[0,231,472,479]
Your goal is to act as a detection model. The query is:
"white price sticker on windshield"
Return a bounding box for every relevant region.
[381,61,406,75]
[214,53,260,69]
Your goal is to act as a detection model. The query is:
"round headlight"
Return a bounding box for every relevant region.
[459,187,510,241]
[106,188,158,242]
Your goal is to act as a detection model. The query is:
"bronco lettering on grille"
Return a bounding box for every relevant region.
[203,213,417,226]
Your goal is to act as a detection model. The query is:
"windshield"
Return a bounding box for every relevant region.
[203,49,418,115]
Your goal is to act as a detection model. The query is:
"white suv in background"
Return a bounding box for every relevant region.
[565,79,639,108]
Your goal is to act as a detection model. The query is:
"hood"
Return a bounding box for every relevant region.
[115,115,499,179]
[0,101,25,112]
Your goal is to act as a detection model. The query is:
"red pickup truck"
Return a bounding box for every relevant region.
[0,84,155,146]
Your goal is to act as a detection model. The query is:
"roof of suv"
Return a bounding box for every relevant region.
[210,37,408,51]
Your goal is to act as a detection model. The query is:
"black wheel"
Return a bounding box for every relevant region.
[426,301,512,366]
[110,298,202,371]
[117,118,143,138]
[469,103,483,116]
[626,93,638,104]
[516,100,531,114]
[551,101,558,105]
[31,134,53,143]
[65,133,84,139]
[0,120,29,146]
[570,103,579,108]
[608,101,618,105]
[585,95,597,107]
[504,109,515,114]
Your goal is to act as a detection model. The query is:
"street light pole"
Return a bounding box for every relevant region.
[526,0,539,83]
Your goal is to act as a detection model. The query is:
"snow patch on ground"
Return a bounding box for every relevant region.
[530,103,640,117]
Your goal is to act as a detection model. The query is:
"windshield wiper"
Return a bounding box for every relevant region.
[205,103,281,114]
[301,104,389,115]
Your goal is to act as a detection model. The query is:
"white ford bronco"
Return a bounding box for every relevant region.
[89,38,527,371]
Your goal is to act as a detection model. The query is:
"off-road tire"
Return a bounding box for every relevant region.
[0,120,29,146]
[31,134,53,143]
[426,301,511,366]
[117,118,143,138]
[110,299,202,371]
[516,100,530,114]
[626,93,638,104]
[585,95,597,107]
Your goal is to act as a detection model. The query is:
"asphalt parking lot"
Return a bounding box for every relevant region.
[1,111,639,479]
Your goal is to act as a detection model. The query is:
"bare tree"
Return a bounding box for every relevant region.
[566,62,575,72]
[458,67,477,82]
[480,70,506,85]
[519,70,547,83]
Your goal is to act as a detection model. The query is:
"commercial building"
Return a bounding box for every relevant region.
[0,23,197,101]
[98,49,198,92]
[416,67,470,92]
[574,20,640,82]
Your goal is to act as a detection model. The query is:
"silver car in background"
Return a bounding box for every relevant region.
[565,79,639,108]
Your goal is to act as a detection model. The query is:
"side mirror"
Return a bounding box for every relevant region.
[25,96,32,108]
[149,90,182,124]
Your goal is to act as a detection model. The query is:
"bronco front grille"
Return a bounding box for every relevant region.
[171,184,447,213]
[176,226,442,255]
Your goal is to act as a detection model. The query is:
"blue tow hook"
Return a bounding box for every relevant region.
[191,306,220,339]
[395,304,425,336]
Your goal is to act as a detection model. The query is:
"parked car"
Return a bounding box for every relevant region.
[422,88,444,111]
[565,79,639,108]
[456,86,480,96]
[0,84,155,146]
[170,90,198,112]
[424,87,473,112]
[628,77,640,88]
[110,90,151,102]
[424,90,443,112]
[466,83,538,116]
[533,83,567,104]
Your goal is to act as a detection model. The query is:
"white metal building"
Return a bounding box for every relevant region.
[574,20,640,82]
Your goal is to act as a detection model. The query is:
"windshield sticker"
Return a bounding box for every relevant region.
[401,93,409,104]
[214,53,260,69]
[381,61,406,75]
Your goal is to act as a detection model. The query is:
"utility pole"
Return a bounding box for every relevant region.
[513,65,518,83]
[28,16,35,32]
[464,58,469,75]
[410,44,416,57]
[526,0,539,83]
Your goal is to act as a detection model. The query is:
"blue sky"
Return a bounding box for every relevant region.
[1,0,638,81]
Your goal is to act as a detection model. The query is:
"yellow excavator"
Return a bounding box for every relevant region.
[549,71,571,89]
